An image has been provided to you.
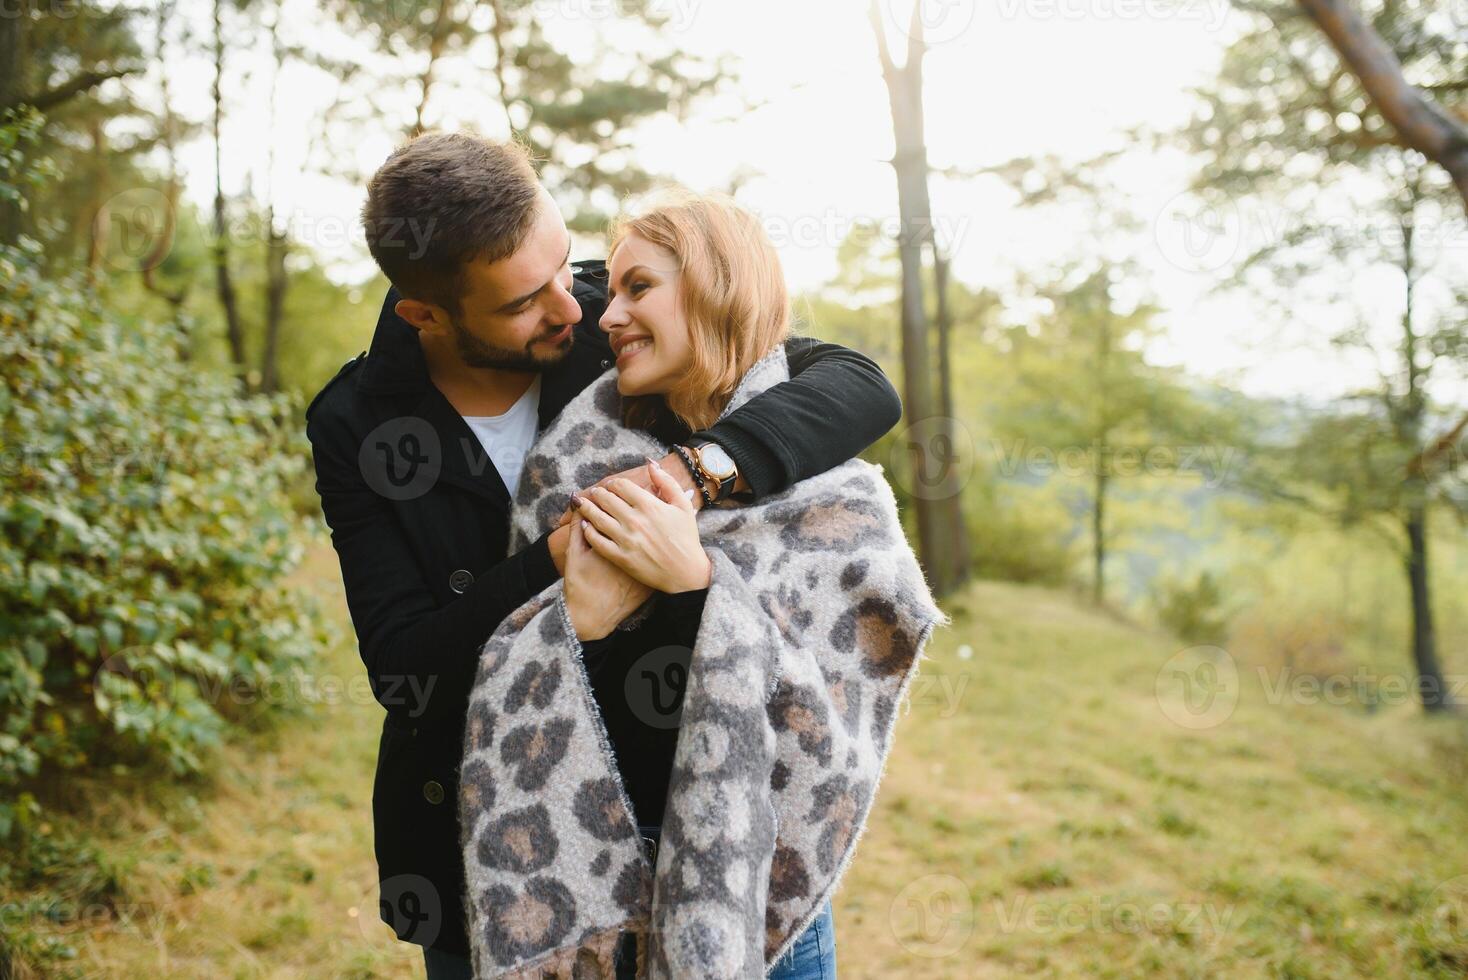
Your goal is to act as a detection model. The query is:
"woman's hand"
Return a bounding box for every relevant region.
[574,458,713,594]
[554,451,702,529]
[563,519,652,641]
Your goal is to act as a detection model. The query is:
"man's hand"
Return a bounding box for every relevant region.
[556,451,704,528]
[573,460,713,595]
[563,520,652,641]
[548,524,571,576]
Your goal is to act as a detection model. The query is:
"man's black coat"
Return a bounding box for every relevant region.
[304,261,901,955]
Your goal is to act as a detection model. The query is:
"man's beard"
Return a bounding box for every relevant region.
[450,316,574,372]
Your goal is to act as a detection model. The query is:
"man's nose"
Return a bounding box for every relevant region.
[550,279,582,325]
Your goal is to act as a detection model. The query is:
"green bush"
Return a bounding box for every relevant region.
[0,119,323,843]
[1153,570,1232,646]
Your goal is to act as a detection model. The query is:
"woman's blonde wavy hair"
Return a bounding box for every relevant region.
[608,190,790,432]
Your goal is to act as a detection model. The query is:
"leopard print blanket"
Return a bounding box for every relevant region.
[459,350,944,978]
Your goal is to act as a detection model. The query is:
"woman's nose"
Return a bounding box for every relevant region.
[600,297,627,333]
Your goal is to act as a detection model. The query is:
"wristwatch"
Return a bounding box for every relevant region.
[685,441,739,501]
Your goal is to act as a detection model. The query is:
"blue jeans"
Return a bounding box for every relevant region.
[614,825,838,978]
[612,901,837,978]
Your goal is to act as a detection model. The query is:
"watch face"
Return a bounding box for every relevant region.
[698,443,737,480]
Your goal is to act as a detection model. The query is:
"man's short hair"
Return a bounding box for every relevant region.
[362,132,541,313]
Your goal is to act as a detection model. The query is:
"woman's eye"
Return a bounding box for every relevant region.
[629,281,649,297]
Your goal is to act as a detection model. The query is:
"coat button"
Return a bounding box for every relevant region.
[449,569,474,593]
[423,780,445,805]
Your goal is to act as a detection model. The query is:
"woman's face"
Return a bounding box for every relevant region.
[599,232,693,396]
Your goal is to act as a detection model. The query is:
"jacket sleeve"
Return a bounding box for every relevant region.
[306,408,559,726]
[692,335,901,499]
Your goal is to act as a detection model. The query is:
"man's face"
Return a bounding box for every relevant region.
[434,186,583,371]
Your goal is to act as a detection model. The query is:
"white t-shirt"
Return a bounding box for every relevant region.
[462,376,542,498]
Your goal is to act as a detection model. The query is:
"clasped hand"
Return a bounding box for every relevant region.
[561,458,712,641]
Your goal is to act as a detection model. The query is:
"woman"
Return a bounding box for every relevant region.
[459,193,941,980]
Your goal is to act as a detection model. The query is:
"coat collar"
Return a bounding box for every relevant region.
[355,288,511,504]
[355,287,433,396]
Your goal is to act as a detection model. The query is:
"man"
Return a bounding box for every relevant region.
[305,132,902,978]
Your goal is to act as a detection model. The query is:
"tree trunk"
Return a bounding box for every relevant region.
[1093,460,1107,605]
[260,209,287,393]
[0,5,26,245]
[142,0,189,340]
[1392,179,1456,713]
[212,0,247,380]
[869,0,968,596]
[932,248,970,579]
[412,0,457,136]
[1403,503,1455,712]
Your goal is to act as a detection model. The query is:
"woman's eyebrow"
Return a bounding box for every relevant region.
[607,263,649,301]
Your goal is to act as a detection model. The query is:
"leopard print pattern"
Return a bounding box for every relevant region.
[461,350,944,978]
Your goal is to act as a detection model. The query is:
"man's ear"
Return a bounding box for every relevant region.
[394,297,449,336]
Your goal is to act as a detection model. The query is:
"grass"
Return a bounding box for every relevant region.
[5,542,1468,977]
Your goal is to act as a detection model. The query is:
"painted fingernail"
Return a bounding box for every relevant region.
[581,520,589,530]
[647,456,664,470]
[569,492,582,507]
[683,488,696,500]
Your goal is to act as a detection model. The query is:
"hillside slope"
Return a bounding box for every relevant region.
[8,551,1468,978]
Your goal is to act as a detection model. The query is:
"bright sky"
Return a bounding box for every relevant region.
[141,0,1465,403]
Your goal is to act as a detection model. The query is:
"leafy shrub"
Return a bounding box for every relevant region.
[0,116,324,843]
[1153,570,1232,646]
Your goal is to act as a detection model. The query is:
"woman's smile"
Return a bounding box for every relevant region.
[616,337,653,364]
